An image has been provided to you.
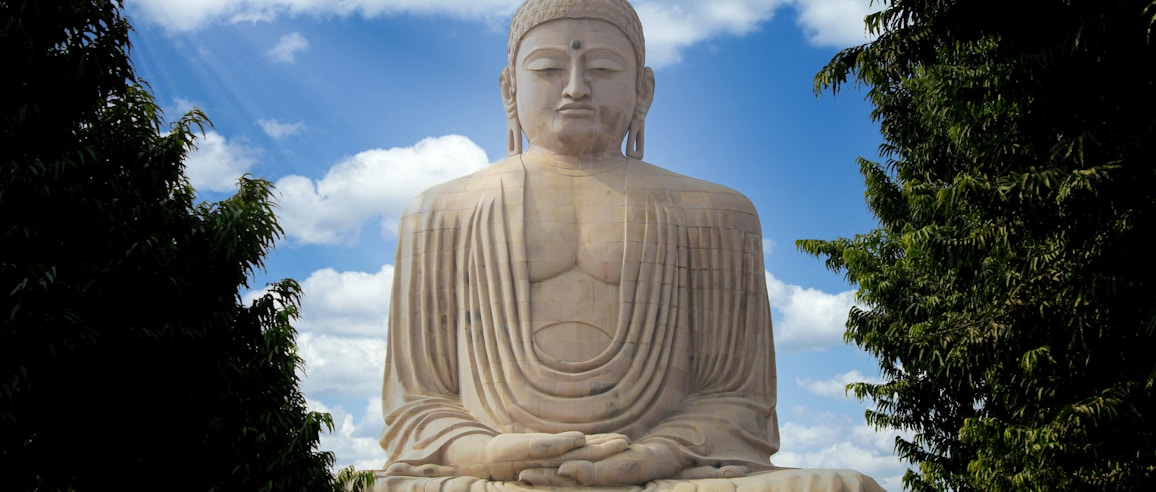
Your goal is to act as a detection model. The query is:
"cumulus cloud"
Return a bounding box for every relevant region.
[309,398,390,470]
[275,134,489,245]
[797,369,881,399]
[258,118,306,139]
[241,265,392,468]
[633,0,787,67]
[128,0,877,68]
[766,271,858,351]
[184,130,260,192]
[299,296,388,471]
[298,265,393,337]
[267,32,309,63]
[242,264,391,397]
[792,0,883,48]
[126,0,520,32]
[293,265,392,395]
[298,332,386,397]
[127,0,785,67]
[776,418,910,491]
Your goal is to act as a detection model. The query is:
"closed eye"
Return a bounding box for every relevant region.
[525,57,564,73]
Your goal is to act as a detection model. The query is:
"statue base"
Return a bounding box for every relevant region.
[367,468,885,492]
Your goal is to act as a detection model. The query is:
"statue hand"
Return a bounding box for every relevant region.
[434,432,629,482]
[554,441,693,487]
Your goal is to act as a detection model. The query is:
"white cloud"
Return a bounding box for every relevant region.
[776,418,910,491]
[298,265,393,337]
[185,130,260,192]
[258,118,306,139]
[766,271,858,351]
[309,397,390,470]
[291,264,393,395]
[298,332,386,397]
[126,0,520,32]
[267,32,309,63]
[127,0,874,68]
[632,0,788,67]
[127,0,785,67]
[242,287,385,399]
[241,267,392,469]
[792,0,883,48]
[242,265,392,397]
[275,134,489,245]
[797,369,881,399]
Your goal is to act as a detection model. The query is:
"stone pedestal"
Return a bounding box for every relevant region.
[368,468,886,492]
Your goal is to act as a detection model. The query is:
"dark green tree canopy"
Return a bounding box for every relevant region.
[801,0,1156,489]
[1,1,368,490]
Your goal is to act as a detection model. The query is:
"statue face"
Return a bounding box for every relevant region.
[514,18,638,157]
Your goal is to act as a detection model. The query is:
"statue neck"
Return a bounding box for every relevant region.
[521,147,628,177]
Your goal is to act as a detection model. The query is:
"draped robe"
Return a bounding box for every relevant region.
[380,156,780,479]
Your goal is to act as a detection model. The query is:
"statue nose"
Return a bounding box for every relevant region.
[563,64,590,99]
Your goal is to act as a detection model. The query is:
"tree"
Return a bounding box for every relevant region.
[0,1,367,490]
[800,0,1156,489]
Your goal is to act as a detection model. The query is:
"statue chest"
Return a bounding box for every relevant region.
[523,173,642,284]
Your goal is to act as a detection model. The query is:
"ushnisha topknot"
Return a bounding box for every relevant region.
[507,0,645,69]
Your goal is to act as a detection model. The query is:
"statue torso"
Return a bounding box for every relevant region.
[406,155,760,381]
[523,164,643,363]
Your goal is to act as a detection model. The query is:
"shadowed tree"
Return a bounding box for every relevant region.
[1,1,369,490]
[800,0,1156,489]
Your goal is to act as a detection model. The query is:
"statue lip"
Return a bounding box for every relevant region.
[557,103,595,113]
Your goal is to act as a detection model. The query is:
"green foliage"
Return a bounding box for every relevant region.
[802,0,1156,489]
[1,1,366,489]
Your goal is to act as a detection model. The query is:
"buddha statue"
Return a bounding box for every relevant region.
[376,0,884,490]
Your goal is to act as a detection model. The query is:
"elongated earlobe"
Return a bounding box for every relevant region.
[507,125,522,156]
[500,67,523,156]
[627,67,655,160]
[626,120,644,159]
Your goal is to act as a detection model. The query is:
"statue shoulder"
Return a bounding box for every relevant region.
[631,160,761,231]
[402,157,524,217]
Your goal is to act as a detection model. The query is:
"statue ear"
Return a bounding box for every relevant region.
[635,67,655,117]
[500,67,522,156]
[626,67,655,159]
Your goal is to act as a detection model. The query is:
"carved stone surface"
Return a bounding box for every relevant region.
[375,1,885,490]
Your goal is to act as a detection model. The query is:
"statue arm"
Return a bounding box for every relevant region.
[380,203,499,467]
[641,200,779,470]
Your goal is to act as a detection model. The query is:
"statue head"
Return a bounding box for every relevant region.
[501,0,655,158]
[507,0,646,75]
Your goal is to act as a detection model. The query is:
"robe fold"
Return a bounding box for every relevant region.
[381,157,780,473]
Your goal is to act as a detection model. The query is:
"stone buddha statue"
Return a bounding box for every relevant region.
[376,1,883,490]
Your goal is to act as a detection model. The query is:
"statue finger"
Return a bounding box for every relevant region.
[526,431,586,458]
[561,436,631,462]
[673,465,749,480]
[557,460,597,485]
[583,433,631,446]
[719,466,749,479]
[559,456,650,486]
[385,462,459,478]
[488,431,585,462]
[518,467,578,487]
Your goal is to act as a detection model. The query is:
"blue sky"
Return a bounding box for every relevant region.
[125,0,907,489]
